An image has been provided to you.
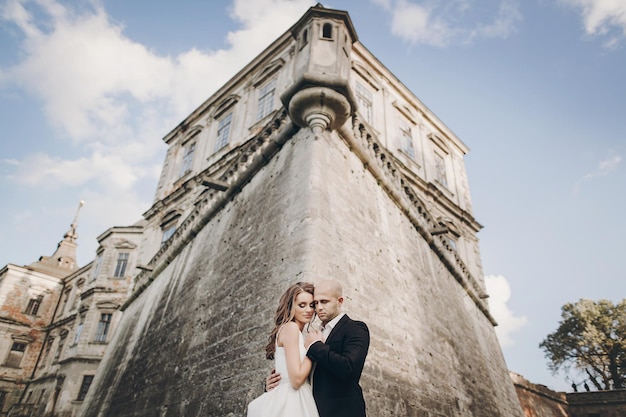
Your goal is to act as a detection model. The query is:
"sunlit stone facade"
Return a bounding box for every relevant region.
[4,4,527,417]
[78,5,523,417]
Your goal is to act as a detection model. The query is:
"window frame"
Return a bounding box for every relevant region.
[53,334,66,363]
[399,118,415,159]
[179,140,196,178]
[355,81,373,123]
[0,391,7,410]
[73,320,83,346]
[4,342,27,368]
[24,295,43,316]
[322,22,333,39]
[214,112,233,152]
[113,252,129,278]
[90,253,103,282]
[160,211,181,246]
[76,375,94,401]
[434,151,449,188]
[94,313,112,343]
[256,78,277,121]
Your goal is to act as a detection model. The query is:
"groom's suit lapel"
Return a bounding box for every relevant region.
[325,314,349,344]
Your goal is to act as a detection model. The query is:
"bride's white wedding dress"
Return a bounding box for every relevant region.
[247,331,319,417]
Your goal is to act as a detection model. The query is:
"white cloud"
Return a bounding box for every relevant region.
[0,0,315,265]
[561,0,626,47]
[374,0,521,46]
[1,0,314,188]
[390,1,451,47]
[12,152,141,190]
[574,154,622,193]
[468,0,522,41]
[485,274,528,347]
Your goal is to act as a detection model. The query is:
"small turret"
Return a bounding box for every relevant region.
[281,4,358,133]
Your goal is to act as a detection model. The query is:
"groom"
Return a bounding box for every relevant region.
[267,279,370,417]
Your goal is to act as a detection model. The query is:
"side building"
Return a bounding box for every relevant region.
[0,215,79,416]
[0,216,143,417]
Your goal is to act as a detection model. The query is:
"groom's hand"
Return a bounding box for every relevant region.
[305,329,323,348]
[266,369,281,392]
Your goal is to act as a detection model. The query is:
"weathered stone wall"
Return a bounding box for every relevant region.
[81,128,316,416]
[80,127,522,416]
[567,389,626,417]
[511,372,570,417]
[304,130,522,416]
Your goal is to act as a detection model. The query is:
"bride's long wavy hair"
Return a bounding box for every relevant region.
[265,282,315,360]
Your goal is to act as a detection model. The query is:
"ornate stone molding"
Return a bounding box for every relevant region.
[338,115,495,325]
[122,110,298,310]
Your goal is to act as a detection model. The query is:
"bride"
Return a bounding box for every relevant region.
[247,282,320,417]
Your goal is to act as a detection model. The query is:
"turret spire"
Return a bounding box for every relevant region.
[29,200,85,276]
[63,200,84,242]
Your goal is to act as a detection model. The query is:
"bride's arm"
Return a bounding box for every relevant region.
[278,322,313,389]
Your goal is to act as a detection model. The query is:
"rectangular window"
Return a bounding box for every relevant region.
[91,254,103,281]
[41,337,53,369]
[447,236,457,251]
[214,112,233,151]
[73,322,83,345]
[37,389,46,404]
[113,253,129,277]
[355,82,373,123]
[5,342,26,368]
[24,295,43,315]
[94,313,112,342]
[179,141,196,177]
[399,120,415,159]
[434,152,448,187]
[77,375,94,401]
[53,337,65,363]
[61,289,70,313]
[161,224,176,245]
[257,79,276,120]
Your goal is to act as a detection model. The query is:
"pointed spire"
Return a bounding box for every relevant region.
[29,200,85,277]
[63,200,84,243]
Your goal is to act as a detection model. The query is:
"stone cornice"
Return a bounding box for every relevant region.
[46,312,77,330]
[122,110,298,310]
[0,316,33,327]
[393,156,482,234]
[338,115,495,325]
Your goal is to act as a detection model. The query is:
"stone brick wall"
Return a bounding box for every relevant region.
[81,128,316,417]
[80,125,523,417]
[567,389,626,417]
[306,130,522,416]
[511,372,570,417]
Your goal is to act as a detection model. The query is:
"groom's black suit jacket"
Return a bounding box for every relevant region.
[306,314,370,417]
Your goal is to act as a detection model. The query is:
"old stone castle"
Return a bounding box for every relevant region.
[2,4,624,417]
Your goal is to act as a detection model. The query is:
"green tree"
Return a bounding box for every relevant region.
[540,299,626,390]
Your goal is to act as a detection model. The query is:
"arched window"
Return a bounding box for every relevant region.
[322,23,333,39]
[160,211,181,246]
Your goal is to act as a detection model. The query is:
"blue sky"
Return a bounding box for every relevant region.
[1,0,625,393]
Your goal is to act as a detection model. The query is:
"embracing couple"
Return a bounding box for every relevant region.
[247,279,370,417]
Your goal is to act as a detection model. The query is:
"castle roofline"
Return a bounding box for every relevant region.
[288,3,358,44]
[161,4,358,145]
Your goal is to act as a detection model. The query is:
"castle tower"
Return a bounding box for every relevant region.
[79,5,524,417]
[281,6,356,133]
